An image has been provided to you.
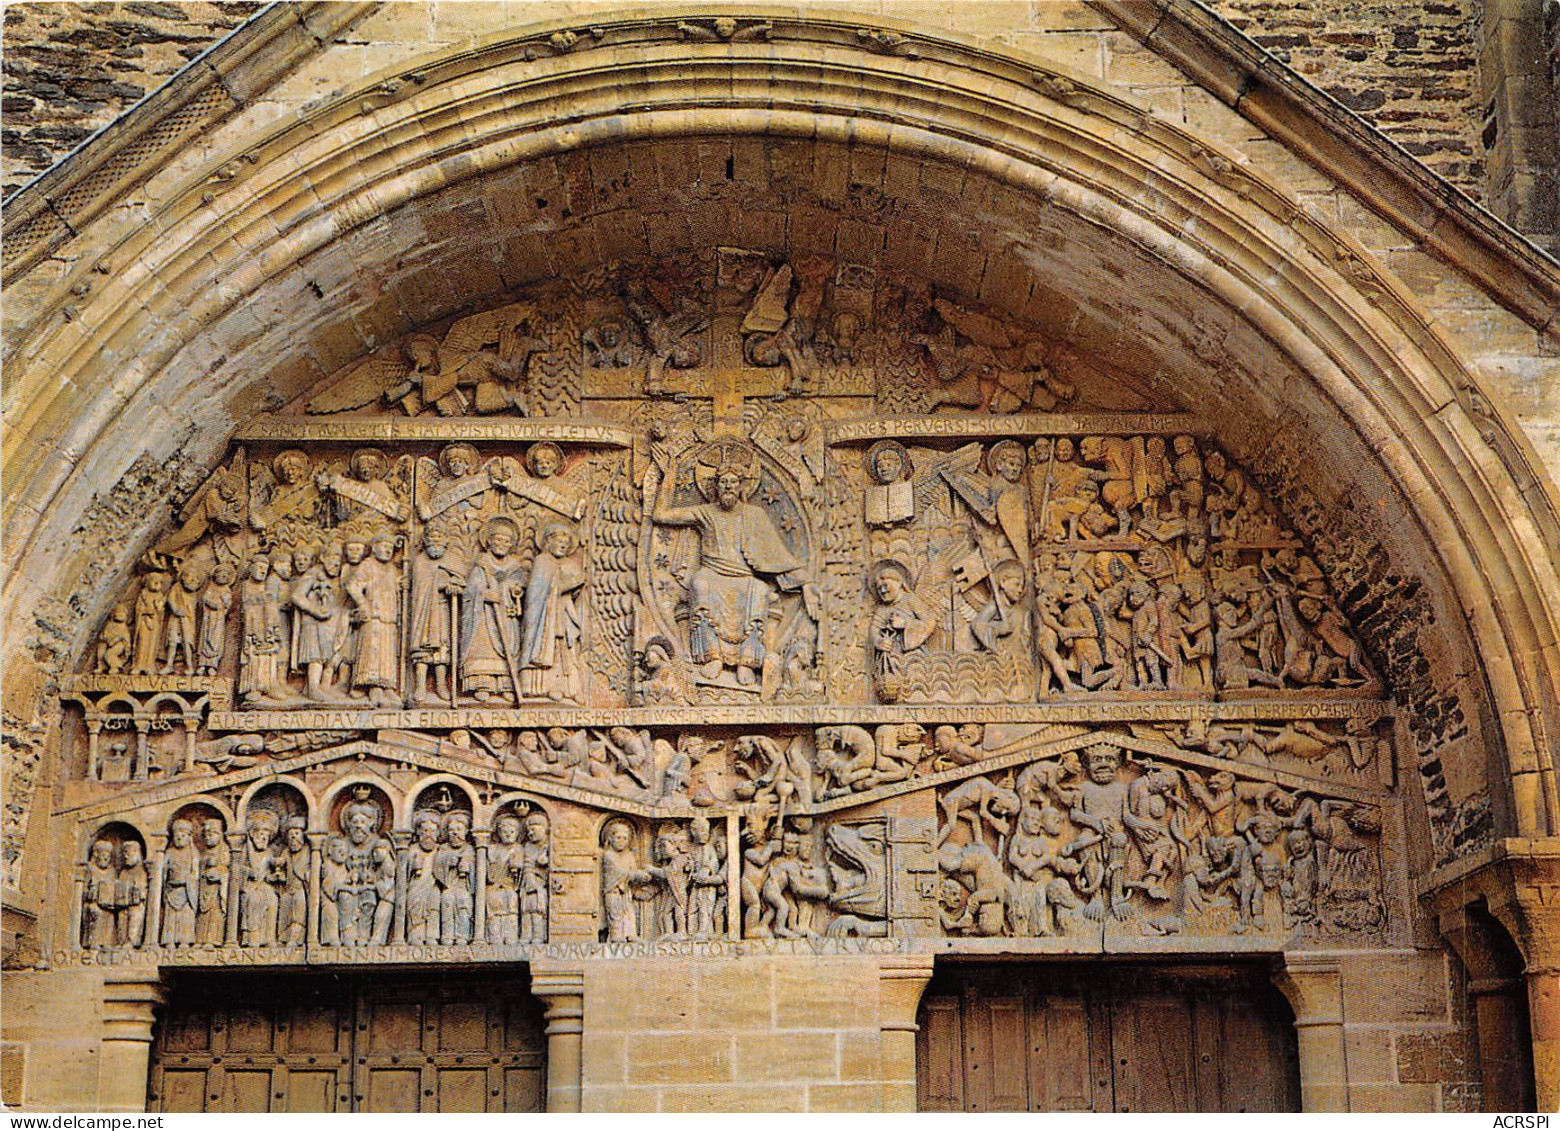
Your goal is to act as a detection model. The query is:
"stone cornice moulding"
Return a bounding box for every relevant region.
[5,1,1557,334]
[0,1,375,280]
[0,9,1556,843]
[1419,835,1560,965]
[1091,0,1560,341]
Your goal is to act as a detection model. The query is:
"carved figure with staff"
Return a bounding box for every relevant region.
[459,515,527,704]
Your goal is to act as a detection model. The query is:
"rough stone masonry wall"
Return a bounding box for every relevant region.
[1,1,260,199]
[1207,0,1487,195]
[2,2,1494,201]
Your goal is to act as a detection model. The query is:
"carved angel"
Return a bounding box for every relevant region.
[918,297,1076,414]
[619,279,706,395]
[153,455,246,564]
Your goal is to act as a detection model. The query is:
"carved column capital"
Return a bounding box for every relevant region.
[1271,953,1347,1112]
[877,955,936,1032]
[101,973,169,1040]
[1422,837,1560,970]
[1270,954,1344,1027]
[877,956,935,1113]
[528,963,585,1113]
[1428,836,1560,1110]
[98,973,170,1113]
[529,965,585,1022]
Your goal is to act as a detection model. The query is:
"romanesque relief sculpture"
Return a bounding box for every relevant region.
[811,721,939,799]
[868,561,934,703]
[409,524,459,705]
[61,254,1405,972]
[195,562,235,675]
[237,810,281,947]
[131,572,170,675]
[436,805,477,945]
[934,736,1386,940]
[740,262,817,397]
[516,522,586,702]
[684,816,726,939]
[1152,716,1390,787]
[160,817,199,946]
[645,438,818,700]
[854,439,1046,704]
[241,446,415,705]
[249,449,322,543]
[189,729,344,775]
[160,562,205,675]
[326,786,396,947]
[95,454,252,681]
[318,448,409,528]
[115,838,148,948]
[195,815,229,946]
[238,556,286,705]
[598,816,729,942]
[156,455,249,563]
[306,300,580,418]
[599,818,652,942]
[81,838,116,948]
[414,441,591,707]
[915,298,1077,415]
[403,809,442,945]
[345,534,402,706]
[487,804,550,944]
[95,603,132,675]
[865,441,914,528]
[277,817,309,945]
[399,795,477,942]
[81,830,146,949]
[741,815,887,939]
[619,278,708,397]
[912,431,1371,699]
[487,725,696,806]
[288,543,347,703]
[460,517,527,704]
[733,733,814,809]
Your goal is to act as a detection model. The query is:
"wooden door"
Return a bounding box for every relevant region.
[916,963,1299,1112]
[149,972,546,1113]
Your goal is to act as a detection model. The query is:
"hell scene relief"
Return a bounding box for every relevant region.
[55,249,1401,963]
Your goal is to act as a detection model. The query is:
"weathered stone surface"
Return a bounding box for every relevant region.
[1,0,1557,1115]
[1208,0,1484,194]
[1,2,262,198]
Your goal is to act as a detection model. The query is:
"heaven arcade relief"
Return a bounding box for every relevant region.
[53,250,1404,969]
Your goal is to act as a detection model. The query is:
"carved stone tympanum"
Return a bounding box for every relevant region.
[58,250,1397,969]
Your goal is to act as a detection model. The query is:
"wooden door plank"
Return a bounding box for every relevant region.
[1110,992,1197,1112]
[916,994,964,1111]
[913,964,1298,1114]
[1190,995,1224,1112]
[987,995,1028,1111]
[1035,990,1096,1111]
[964,986,995,1112]
[1088,986,1116,1114]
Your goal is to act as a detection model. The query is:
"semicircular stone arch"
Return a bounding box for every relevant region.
[5,5,1559,1115]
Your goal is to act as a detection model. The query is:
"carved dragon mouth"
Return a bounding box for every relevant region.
[824,825,887,917]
